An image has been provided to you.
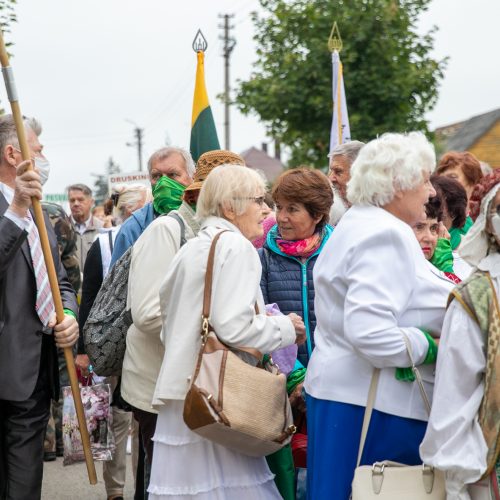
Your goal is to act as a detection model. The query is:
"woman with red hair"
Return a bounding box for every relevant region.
[436,151,483,204]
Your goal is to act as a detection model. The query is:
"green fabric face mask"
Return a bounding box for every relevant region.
[152,175,186,214]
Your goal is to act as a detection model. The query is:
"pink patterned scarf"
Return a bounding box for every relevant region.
[276,231,323,259]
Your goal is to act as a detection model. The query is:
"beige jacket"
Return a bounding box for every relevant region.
[121,203,199,413]
[74,215,103,294]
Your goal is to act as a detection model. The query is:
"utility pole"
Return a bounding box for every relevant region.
[135,127,143,172]
[218,13,235,150]
[126,120,144,171]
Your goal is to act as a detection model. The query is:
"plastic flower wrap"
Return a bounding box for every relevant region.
[266,303,298,376]
[62,383,115,465]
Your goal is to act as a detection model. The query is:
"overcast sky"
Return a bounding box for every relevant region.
[2,0,499,195]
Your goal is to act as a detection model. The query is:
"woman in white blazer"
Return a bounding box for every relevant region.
[304,132,455,499]
[148,164,306,500]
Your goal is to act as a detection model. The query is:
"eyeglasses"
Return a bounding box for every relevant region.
[234,196,266,206]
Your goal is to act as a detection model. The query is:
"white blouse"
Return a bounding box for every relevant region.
[420,253,500,499]
[152,216,296,405]
[305,205,454,421]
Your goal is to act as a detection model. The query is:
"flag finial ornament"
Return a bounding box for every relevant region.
[192,29,208,52]
[328,21,342,53]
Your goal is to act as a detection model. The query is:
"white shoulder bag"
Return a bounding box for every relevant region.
[351,335,446,499]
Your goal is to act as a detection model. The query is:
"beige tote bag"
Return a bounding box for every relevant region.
[183,230,296,457]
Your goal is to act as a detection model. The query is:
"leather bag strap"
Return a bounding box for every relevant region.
[356,368,380,467]
[202,230,229,319]
[402,333,432,415]
[200,230,263,361]
[355,333,432,467]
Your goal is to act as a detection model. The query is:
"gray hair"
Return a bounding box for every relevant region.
[0,114,42,155]
[347,132,435,207]
[111,183,151,220]
[67,183,93,198]
[196,164,266,220]
[328,140,365,164]
[147,146,195,178]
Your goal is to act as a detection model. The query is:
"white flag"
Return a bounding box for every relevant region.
[329,50,351,152]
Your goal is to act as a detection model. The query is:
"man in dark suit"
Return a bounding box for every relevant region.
[0,115,79,499]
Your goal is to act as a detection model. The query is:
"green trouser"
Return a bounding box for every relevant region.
[266,444,295,500]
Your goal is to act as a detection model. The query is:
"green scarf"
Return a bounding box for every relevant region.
[430,238,455,273]
[449,215,473,250]
[152,175,186,215]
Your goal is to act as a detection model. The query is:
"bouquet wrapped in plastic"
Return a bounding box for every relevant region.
[266,303,298,376]
[62,382,115,465]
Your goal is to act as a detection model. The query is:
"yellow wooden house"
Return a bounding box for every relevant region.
[435,108,500,168]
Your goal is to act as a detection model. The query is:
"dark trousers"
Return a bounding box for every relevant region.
[132,407,158,500]
[131,407,157,464]
[0,338,51,500]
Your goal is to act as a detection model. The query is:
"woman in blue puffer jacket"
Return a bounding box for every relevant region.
[260,167,334,367]
[259,167,334,500]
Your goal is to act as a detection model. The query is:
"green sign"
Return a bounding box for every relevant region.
[44,193,68,203]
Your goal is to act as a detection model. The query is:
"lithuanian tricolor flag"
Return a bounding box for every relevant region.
[190,51,220,162]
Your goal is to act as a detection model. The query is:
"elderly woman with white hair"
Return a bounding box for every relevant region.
[304,132,455,499]
[148,164,306,499]
[420,170,500,500]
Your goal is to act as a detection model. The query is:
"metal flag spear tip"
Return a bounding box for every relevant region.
[0,28,97,485]
[328,21,343,53]
[192,29,208,52]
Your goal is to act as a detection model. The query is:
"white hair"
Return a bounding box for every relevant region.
[111,183,151,220]
[346,132,435,207]
[147,146,195,178]
[196,164,266,220]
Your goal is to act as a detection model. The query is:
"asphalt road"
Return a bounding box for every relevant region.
[42,455,135,500]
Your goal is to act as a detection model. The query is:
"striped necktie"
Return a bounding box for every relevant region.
[27,216,56,327]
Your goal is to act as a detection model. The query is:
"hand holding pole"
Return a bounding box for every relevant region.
[0,29,97,485]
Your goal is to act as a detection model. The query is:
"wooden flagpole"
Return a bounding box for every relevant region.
[0,29,97,485]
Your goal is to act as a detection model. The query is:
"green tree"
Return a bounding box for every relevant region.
[92,156,121,206]
[236,0,447,167]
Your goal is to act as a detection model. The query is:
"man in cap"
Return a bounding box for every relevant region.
[121,150,245,496]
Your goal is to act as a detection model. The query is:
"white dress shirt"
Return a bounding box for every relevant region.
[305,205,454,421]
[71,214,92,235]
[420,253,500,499]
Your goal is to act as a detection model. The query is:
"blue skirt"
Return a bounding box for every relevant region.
[306,395,427,500]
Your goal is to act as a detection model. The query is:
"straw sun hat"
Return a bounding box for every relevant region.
[184,149,245,192]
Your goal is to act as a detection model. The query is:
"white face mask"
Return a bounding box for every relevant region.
[34,156,51,185]
[490,213,500,238]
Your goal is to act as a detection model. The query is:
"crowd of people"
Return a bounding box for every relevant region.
[0,111,499,500]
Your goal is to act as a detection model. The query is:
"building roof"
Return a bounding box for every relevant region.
[241,146,284,183]
[436,108,500,151]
